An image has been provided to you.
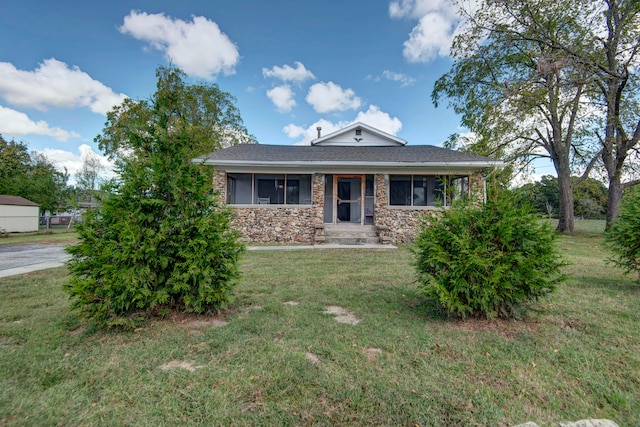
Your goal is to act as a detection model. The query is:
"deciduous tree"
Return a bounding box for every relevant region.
[0,135,69,213]
[95,66,255,163]
[433,0,640,231]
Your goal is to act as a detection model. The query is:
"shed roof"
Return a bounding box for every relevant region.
[0,195,39,207]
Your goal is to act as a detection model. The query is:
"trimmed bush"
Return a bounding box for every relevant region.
[413,192,565,319]
[605,188,640,279]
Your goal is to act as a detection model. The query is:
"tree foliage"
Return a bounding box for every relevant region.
[433,0,640,232]
[65,67,245,329]
[0,135,69,213]
[515,175,607,219]
[95,66,255,163]
[74,150,104,205]
[605,187,640,279]
[413,191,565,319]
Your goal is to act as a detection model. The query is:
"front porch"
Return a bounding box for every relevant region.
[213,171,456,244]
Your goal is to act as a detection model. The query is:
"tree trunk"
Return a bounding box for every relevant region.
[556,168,575,233]
[605,175,623,231]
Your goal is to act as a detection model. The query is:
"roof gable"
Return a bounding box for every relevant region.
[311,122,406,147]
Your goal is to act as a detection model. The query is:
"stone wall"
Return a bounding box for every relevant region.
[372,174,441,243]
[229,206,320,243]
[214,171,324,244]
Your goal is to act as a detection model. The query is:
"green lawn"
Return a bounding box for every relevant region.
[0,228,78,246]
[542,218,607,235]
[0,232,638,425]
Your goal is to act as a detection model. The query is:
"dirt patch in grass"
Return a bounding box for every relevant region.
[283,301,299,306]
[158,360,203,372]
[305,352,321,365]
[170,311,232,330]
[323,306,361,325]
[364,347,382,362]
[441,317,541,339]
[68,326,86,335]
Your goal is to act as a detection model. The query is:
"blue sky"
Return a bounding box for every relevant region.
[0,0,553,181]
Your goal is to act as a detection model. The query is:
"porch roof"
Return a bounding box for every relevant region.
[194,144,503,171]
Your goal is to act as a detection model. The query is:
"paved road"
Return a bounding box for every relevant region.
[0,244,71,278]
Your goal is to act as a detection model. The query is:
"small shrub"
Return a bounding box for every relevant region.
[413,191,565,319]
[605,188,640,279]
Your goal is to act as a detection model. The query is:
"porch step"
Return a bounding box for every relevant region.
[323,224,380,245]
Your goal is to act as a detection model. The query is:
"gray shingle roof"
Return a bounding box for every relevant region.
[195,144,499,165]
[0,195,39,206]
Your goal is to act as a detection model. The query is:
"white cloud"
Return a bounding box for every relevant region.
[284,119,348,145]
[403,13,454,62]
[354,105,403,135]
[306,82,362,113]
[283,106,402,145]
[262,61,315,83]
[41,144,114,182]
[120,11,239,79]
[266,85,296,112]
[381,70,416,87]
[389,0,470,63]
[389,0,457,19]
[0,105,80,142]
[0,59,127,115]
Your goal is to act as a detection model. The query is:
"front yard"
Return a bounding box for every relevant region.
[0,230,638,425]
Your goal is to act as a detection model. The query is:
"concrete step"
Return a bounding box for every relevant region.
[323,225,380,245]
[323,236,380,245]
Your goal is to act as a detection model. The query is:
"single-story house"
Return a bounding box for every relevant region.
[194,122,503,244]
[0,195,40,233]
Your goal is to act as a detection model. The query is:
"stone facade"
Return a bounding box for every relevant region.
[228,206,320,243]
[213,170,484,245]
[214,171,323,244]
[372,174,441,243]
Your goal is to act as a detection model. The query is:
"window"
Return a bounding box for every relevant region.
[355,129,362,136]
[226,173,252,204]
[226,173,312,205]
[256,174,284,204]
[389,175,468,207]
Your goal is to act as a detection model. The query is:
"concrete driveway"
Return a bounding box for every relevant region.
[0,244,71,278]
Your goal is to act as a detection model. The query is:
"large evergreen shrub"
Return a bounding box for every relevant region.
[65,68,244,328]
[605,188,640,279]
[413,192,564,319]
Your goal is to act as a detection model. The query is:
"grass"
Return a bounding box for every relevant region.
[1,232,639,425]
[543,218,606,235]
[0,228,78,246]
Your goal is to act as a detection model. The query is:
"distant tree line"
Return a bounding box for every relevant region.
[0,135,70,214]
[515,176,608,220]
[0,134,106,215]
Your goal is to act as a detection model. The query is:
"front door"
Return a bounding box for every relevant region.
[335,176,363,224]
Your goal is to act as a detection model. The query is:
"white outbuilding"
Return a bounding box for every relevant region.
[0,195,40,233]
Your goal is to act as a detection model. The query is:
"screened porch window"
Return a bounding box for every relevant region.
[389,175,469,207]
[226,173,312,205]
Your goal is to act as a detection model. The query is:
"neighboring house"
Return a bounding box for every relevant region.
[0,195,40,233]
[194,122,503,244]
